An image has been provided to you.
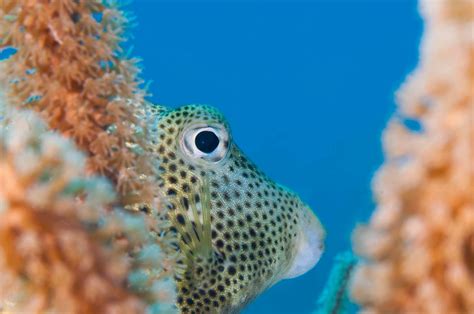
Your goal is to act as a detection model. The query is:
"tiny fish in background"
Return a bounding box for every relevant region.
[146,104,325,313]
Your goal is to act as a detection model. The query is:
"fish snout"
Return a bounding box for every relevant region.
[283,205,325,279]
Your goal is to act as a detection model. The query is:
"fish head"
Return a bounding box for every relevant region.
[150,104,325,312]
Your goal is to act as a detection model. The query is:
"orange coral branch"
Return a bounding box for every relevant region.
[351,0,474,313]
[0,0,155,205]
[0,1,180,311]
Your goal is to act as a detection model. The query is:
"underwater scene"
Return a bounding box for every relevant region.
[0,0,472,314]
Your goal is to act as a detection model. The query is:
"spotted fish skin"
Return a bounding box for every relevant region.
[148,104,325,313]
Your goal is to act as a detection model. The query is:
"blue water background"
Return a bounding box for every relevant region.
[129,1,422,313]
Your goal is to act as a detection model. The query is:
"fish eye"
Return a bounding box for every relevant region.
[195,130,220,153]
[181,124,229,162]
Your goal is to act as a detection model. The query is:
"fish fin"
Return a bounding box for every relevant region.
[168,178,213,266]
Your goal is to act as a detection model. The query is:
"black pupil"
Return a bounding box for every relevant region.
[195,130,220,153]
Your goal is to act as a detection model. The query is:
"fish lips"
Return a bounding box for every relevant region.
[283,206,326,279]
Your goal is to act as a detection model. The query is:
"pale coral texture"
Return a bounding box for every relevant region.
[0,105,178,313]
[351,0,474,313]
[0,106,140,312]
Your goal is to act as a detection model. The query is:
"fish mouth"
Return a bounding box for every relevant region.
[283,205,325,279]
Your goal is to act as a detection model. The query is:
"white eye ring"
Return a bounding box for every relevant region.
[181,124,229,163]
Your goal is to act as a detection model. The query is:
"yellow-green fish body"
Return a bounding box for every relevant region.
[148,104,325,313]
